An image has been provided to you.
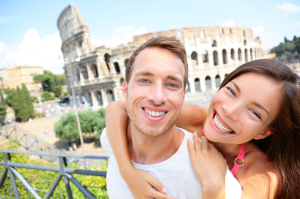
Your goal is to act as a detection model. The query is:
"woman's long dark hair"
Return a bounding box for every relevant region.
[219,59,300,199]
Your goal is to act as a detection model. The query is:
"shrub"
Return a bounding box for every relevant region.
[41,91,55,101]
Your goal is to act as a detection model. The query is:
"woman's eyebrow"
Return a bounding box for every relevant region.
[231,81,240,93]
[253,102,269,117]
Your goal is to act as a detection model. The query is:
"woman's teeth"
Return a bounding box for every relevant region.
[144,109,166,117]
[213,114,233,134]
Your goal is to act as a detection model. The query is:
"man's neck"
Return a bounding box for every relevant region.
[127,122,184,165]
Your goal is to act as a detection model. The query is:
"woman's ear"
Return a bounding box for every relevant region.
[253,129,274,140]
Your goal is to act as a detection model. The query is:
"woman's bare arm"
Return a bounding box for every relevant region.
[176,104,208,133]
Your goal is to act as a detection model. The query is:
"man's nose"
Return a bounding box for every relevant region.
[222,101,240,122]
[148,83,167,105]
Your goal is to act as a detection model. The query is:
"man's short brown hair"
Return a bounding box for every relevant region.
[125,36,188,88]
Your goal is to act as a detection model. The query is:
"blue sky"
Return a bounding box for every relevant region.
[0,0,299,74]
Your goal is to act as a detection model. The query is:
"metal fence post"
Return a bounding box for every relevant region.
[59,157,73,199]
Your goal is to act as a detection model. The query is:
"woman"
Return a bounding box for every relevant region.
[105,59,300,199]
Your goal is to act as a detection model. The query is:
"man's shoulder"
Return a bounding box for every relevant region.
[176,127,193,139]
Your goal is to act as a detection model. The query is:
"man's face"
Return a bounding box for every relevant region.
[123,47,186,137]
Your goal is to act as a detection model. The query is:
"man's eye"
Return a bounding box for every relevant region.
[140,79,149,83]
[226,87,235,96]
[167,83,177,88]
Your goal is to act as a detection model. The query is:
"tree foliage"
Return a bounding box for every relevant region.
[41,91,55,101]
[22,83,36,119]
[53,85,62,97]
[0,89,6,118]
[271,35,300,61]
[12,87,28,122]
[54,109,106,141]
[33,70,66,92]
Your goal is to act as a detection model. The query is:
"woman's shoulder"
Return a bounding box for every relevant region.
[238,144,279,198]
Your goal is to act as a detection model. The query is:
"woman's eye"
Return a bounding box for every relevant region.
[226,87,235,96]
[140,79,149,83]
[251,110,261,120]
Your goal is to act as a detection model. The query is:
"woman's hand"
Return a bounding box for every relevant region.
[122,166,175,199]
[187,133,227,199]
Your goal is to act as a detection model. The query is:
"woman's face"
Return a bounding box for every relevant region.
[204,72,282,144]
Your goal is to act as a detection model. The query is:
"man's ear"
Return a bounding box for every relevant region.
[123,81,128,100]
[253,129,274,140]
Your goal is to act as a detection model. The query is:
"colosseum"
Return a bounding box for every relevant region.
[57,4,263,108]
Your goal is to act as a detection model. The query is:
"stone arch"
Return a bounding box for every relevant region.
[212,40,217,47]
[238,49,242,60]
[76,68,80,82]
[120,77,125,84]
[75,95,80,105]
[229,29,232,34]
[124,58,129,66]
[243,30,246,37]
[104,53,111,72]
[81,95,85,104]
[231,49,235,60]
[250,48,253,60]
[91,64,98,78]
[245,49,248,62]
[244,40,247,46]
[177,31,182,38]
[114,62,121,74]
[95,90,103,106]
[215,75,221,88]
[106,89,114,103]
[200,30,205,39]
[202,50,208,63]
[194,78,201,92]
[191,51,198,66]
[220,28,224,35]
[213,51,218,66]
[82,66,88,79]
[87,92,93,107]
[205,76,212,90]
[186,81,190,92]
[222,49,227,64]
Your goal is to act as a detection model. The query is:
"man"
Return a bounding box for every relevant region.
[101,36,241,198]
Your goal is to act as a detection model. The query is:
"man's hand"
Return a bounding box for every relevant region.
[187,132,226,199]
[122,167,175,199]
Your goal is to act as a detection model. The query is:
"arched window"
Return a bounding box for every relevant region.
[243,30,246,37]
[114,62,120,74]
[250,49,253,61]
[96,91,103,106]
[195,78,201,92]
[87,92,93,107]
[212,40,217,47]
[107,89,114,103]
[177,31,182,38]
[202,50,208,63]
[205,76,212,90]
[228,29,232,34]
[200,30,205,39]
[220,28,224,35]
[215,75,221,88]
[213,51,218,66]
[92,64,98,78]
[231,49,235,60]
[244,40,247,46]
[222,49,227,64]
[104,53,111,72]
[186,82,190,92]
[238,49,242,60]
[191,51,198,66]
[245,49,248,62]
[82,66,88,80]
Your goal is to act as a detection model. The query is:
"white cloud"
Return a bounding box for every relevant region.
[222,20,235,27]
[0,28,64,74]
[276,3,300,13]
[91,26,147,48]
[296,22,300,26]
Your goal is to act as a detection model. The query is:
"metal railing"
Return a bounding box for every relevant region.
[0,150,108,199]
[0,121,90,168]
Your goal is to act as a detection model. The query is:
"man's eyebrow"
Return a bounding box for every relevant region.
[253,102,269,117]
[135,71,154,76]
[167,75,183,84]
[231,81,240,93]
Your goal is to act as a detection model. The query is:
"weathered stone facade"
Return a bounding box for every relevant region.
[57,4,263,108]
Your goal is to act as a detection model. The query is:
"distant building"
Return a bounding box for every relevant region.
[0,68,9,88]
[57,4,263,108]
[6,66,43,91]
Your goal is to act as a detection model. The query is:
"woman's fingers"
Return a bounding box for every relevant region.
[208,143,215,150]
[193,132,201,152]
[146,175,167,194]
[187,138,195,157]
[201,135,208,151]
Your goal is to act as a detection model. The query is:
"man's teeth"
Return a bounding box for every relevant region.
[145,109,166,117]
[213,115,232,134]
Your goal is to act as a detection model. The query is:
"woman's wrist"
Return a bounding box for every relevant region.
[120,162,135,179]
[201,180,225,198]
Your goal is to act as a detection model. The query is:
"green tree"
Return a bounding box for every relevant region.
[0,89,7,118]
[271,36,300,60]
[12,87,28,122]
[22,83,35,119]
[5,88,14,107]
[33,70,66,92]
[53,85,62,97]
[41,91,55,101]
